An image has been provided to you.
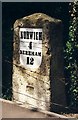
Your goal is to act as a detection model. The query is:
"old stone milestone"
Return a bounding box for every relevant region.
[12,13,67,111]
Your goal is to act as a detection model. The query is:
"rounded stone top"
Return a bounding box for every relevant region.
[22,13,61,23]
[14,13,62,29]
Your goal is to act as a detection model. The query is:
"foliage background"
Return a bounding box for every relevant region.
[2,2,78,112]
[64,1,78,111]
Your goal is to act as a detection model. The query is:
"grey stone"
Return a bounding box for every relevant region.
[12,13,67,111]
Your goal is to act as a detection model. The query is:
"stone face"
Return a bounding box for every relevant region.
[12,13,67,111]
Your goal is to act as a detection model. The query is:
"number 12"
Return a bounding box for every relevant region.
[27,57,34,65]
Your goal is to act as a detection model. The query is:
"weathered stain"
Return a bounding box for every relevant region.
[13,13,67,112]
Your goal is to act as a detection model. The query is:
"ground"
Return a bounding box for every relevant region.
[63,114,78,119]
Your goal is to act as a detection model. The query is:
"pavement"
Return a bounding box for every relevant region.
[0,98,75,119]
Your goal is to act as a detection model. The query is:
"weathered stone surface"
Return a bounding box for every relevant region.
[12,13,67,111]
